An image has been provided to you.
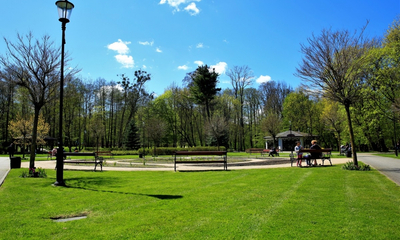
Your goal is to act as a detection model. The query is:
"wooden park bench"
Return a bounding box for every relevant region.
[245,148,268,156]
[290,148,332,167]
[173,151,228,171]
[63,152,103,171]
[96,151,113,159]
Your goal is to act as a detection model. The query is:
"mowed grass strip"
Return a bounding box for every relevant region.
[1,165,400,239]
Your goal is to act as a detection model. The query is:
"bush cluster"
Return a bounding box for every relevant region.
[342,161,371,171]
[20,167,47,178]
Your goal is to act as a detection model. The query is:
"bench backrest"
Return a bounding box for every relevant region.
[246,148,264,153]
[63,152,96,157]
[175,151,227,156]
[299,148,332,153]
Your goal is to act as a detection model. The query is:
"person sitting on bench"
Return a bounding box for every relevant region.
[269,147,278,157]
[310,140,322,166]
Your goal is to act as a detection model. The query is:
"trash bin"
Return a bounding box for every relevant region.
[10,157,21,169]
[346,150,352,158]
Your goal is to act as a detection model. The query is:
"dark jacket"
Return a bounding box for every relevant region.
[310,144,321,158]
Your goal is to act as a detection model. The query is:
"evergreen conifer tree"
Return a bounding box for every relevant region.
[124,119,141,150]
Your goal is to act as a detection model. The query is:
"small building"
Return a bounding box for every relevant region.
[264,131,316,151]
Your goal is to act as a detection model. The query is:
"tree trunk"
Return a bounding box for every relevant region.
[344,104,358,166]
[29,107,41,169]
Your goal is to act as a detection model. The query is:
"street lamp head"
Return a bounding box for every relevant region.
[56,0,74,23]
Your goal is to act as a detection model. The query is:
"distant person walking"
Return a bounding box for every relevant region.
[8,143,14,158]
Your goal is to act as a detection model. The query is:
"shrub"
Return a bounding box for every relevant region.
[114,146,227,156]
[20,167,47,178]
[342,161,371,171]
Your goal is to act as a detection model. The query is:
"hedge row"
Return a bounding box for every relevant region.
[95,146,227,156]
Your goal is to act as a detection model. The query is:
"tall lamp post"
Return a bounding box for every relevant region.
[54,0,74,186]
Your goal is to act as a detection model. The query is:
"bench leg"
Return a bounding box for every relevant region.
[224,157,227,170]
[174,156,176,172]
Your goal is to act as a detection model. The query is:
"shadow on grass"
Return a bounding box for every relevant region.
[63,176,183,200]
[178,169,230,172]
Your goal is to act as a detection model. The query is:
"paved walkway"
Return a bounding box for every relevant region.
[0,156,10,186]
[0,153,399,186]
[357,153,400,185]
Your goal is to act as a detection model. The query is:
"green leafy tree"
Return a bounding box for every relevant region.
[364,17,400,150]
[367,17,400,111]
[282,90,317,133]
[9,114,49,159]
[320,98,346,151]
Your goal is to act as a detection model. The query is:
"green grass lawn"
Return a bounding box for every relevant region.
[1,165,400,239]
[5,149,349,163]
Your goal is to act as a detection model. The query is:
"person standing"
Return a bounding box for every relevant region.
[294,141,303,167]
[8,143,14,158]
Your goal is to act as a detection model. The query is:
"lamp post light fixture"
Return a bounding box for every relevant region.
[54,0,74,186]
[287,121,295,138]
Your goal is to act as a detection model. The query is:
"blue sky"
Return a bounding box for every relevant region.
[0,1,399,96]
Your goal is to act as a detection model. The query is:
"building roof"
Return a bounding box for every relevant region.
[264,131,311,140]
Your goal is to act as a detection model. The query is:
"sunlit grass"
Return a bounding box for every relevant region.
[1,165,400,239]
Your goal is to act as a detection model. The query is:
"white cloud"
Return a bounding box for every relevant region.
[196,43,204,48]
[108,39,134,68]
[178,65,189,70]
[139,40,154,46]
[210,62,228,75]
[256,75,272,84]
[160,0,201,15]
[114,84,124,92]
[185,2,200,15]
[156,47,162,53]
[115,55,134,68]
[107,39,131,54]
[142,65,147,69]
[194,60,204,66]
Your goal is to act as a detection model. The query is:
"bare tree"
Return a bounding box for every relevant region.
[261,112,281,148]
[0,32,78,168]
[204,114,229,150]
[117,70,152,147]
[227,65,254,151]
[258,80,292,117]
[146,117,166,156]
[89,108,105,152]
[295,25,374,166]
